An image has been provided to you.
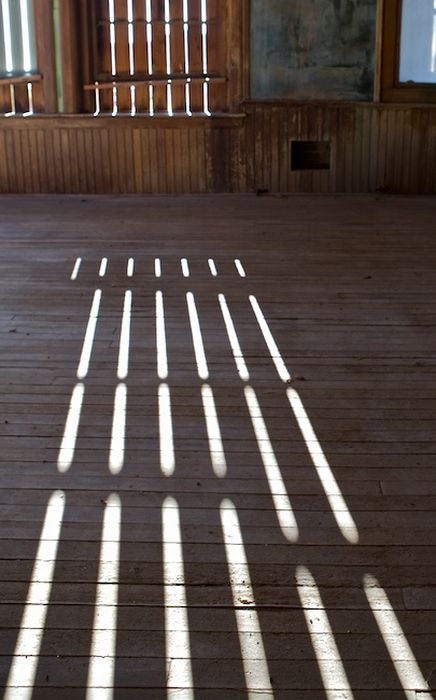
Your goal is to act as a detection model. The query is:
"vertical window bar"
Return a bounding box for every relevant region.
[94,83,101,116]
[112,85,118,116]
[200,0,210,115]
[164,0,173,116]
[127,0,136,115]
[145,0,154,115]
[108,0,116,76]
[108,0,118,115]
[8,83,16,115]
[25,81,33,115]
[183,0,191,116]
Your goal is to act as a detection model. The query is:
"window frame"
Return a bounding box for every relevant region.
[380,0,436,103]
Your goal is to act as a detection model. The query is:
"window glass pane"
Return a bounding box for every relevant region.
[399,0,436,84]
[0,0,37,76]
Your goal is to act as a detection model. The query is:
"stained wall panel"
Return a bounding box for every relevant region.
[0,105,436,194]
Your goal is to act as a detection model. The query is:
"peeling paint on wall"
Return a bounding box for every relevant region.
[251,0,377,101]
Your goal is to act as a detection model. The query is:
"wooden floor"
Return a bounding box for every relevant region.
[0,194,435,699]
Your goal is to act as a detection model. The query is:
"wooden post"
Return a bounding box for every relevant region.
[59,0,81,113]
[33,0,57,112]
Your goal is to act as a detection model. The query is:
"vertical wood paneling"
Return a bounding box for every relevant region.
[0,129,9,192]
[12,129,25,193]
[1,106,436,194]
[249,103,436,195]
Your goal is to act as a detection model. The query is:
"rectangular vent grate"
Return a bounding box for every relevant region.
[291,141,331,171]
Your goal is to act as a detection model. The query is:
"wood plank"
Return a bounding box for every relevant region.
[0,194,435,697]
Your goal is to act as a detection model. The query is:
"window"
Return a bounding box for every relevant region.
[380,0,436,101]
[0,0,38,113]
[0,0,56,114]
[0,0,246,117]
[84,0,237,116]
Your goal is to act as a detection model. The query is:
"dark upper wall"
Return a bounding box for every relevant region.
[251,0,377,101]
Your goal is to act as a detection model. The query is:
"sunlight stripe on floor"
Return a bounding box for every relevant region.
[159,383,175,476]
[249,295,290,382]
[156,290,168,380]
[186,291,208,380]
[77,289,102,379]
[4,490,65,700]
[202,383,227,477]
[221,498,274,698]
[364,574,431,700]
[99,257,108,277]
[245,385,298,542]
[162,496,194,699]
[234,259,246,277]
[117,290,132,380]
[296,565,354,700]
[70,257,81,280]
[86,493,121,700]
[57,383,85,472]
[218,293,250,381]
[109,383,127,474]
[208,258,218,276]
[287,387,359,544]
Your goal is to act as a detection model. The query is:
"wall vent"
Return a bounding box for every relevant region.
[291,141,331,171]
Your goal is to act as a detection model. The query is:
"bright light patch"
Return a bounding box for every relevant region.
[19,0,32,72]
[77,289,102,379]
[287,388,359,545]
[164,0,173,116]
[249,295,291,383]
[117,290,132,380]
[108,0,116,76]
[218,294,250,382]
[220,499,274,697]
[364,574,431,699]
[201,384,227,478]
[127,257,134,277]
[145,0,155,115]
[156,291,168,380]
[200,0,210,115]
[57,383,85,472]
[25,82,34,116]
[6,83,16,116]
[244,386,298,542]
[127,0,135,75]
[208,258,217,276]
[234,259,246,277]
[71,257,82,280]
[1,0,13,73]
[155,257,162,278]
[93,85,101,116]
[4,490,65,700]
[109,383,127,474]
[86,493,121,700]
[183,0,191,115]
[296,566,354,699]
[130,85,136,116]
[162,497,194,698]
[112,86,118,117]
[159,383,175,477]
[203,81,211,117]
[186,292,209,380]
[181,258,190,277]
[99,257,108,277]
